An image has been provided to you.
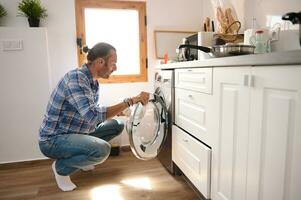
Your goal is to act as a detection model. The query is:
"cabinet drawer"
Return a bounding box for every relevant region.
[175,88,212,144]
[172,125,211,199]
[175,68,212,94]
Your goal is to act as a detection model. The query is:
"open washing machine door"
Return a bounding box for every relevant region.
[126,94,168,160]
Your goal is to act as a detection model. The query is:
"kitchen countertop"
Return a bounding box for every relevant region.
[156,50,301,69]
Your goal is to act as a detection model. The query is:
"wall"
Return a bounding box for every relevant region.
[244,0,301,29]
[173,0,301,33]
[0,28,51,163]
[0,0,78,88]
[207,0,301,30]
[0,0,204,162]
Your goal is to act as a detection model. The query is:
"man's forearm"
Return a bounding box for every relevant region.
[105,92,149,119]
[106,101,129,119]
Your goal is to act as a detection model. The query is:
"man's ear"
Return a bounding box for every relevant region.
[97,57,105,64]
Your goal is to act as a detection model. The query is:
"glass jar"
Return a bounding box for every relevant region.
[250,30,269,54]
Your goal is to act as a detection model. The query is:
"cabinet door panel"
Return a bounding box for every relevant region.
[247,66,301,200]
[175,88,213,144]
[175,68,212,94]
[212,67,250,200]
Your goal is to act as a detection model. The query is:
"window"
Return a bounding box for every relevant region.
[75,0,148,83]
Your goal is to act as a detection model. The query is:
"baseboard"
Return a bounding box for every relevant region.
[0,158,52,170]
[120,145,131,152]
[0,145,132,169]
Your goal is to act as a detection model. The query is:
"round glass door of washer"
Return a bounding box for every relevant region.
[126,95,168,160]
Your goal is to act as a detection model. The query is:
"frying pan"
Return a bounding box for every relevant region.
[178,43,255,59]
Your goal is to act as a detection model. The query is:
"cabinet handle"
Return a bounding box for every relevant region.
[188,94,193,98]
[163,79,170,83]
[243,75,249,86]
[250,75,255,87]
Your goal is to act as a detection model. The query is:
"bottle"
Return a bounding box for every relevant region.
[244,18,257,45]
[163,53,169,64]
[252,30,268,54]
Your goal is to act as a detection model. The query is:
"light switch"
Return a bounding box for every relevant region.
[2,40,23,51]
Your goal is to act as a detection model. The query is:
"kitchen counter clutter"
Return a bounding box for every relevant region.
[156,49,301,69]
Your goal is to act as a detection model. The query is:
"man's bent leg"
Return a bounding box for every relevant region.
[39,134,111,176]
[90,119,124,141]
[83,119,124,170]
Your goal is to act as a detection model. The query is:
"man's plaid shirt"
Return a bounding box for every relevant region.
[39,64,107,141]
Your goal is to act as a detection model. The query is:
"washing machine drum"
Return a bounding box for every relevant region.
[126,94,168,160]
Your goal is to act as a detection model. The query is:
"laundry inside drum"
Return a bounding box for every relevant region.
[135,102,160,145]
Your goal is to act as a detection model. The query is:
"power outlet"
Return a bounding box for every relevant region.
[2,40,23,51]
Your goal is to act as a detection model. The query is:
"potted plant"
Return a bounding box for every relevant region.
[17,0,47,27]
[0,3,7,20]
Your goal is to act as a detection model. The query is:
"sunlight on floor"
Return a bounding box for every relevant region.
[90,177,152,200]
[121,177,152,190]
[90,184,123,200]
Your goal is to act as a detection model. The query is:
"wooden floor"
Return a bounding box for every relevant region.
[0,151,200,200]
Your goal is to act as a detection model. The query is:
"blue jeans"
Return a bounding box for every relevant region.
[39,119,124,176]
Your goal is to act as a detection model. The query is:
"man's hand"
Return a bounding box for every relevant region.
[117,107,131,117]
[132,92,149,105]
[116,112,125,117]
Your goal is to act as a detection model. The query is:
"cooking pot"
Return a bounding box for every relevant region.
[178,43,255,59]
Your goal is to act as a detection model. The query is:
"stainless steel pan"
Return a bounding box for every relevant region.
[179,43,255,58]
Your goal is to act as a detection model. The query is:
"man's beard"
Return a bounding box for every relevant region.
[98,62,111,79]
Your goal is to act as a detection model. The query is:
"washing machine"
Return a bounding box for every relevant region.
[126,70,174,173]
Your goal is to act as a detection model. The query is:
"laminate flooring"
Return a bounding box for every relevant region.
[0,151,200,200]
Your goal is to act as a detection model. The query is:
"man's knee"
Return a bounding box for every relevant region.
[92,140,111,160]
[112,119,124,136]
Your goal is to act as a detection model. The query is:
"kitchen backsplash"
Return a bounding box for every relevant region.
[244,0,301,29]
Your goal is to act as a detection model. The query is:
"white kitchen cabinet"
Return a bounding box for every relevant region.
[211,66,301,200]
[0,28,51,163]
[173,68,214,199]
[172,125,211,199]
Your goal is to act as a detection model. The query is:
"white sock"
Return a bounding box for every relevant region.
[52,161,77,192]
[81,165,95,171]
